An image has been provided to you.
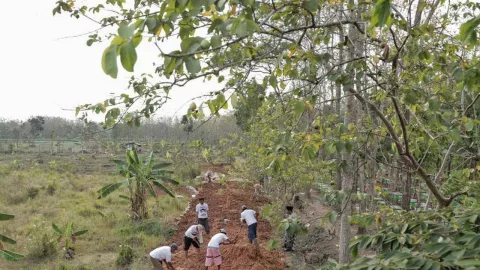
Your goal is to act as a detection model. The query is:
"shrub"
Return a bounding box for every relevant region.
[116,245,135,266]
[26,221,58,259]
[46,179,59,195]
[27,186,40,199]
[175,163,201,180]
[125,234,146,247]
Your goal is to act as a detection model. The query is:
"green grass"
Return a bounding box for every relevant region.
[0,153,188,269]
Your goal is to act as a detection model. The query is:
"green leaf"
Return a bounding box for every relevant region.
[52,223,63,235]
[151,180,175,197]
[456,259,480,267]
[120,41,137,72]
[152,162,172,170]
[119,195,130,200]
[159,176,179,185]
[266,239,279,250]
[328,211,337,224]
[101,45,118,79]
[72,229,88,237]
[269,75,278,88]
[145,17,157,32]
[185,57,201,74]
[132,33,143,48]
[465,121,474,132]
[0,214,14,221]
[118,23,135,38]
[0,250,24,261]
[294,100,305,116]
[231,93,238,108]
[370,0,391,28]
[97,182,124,199]
[0,233,16,245]
[211,35,222,48]
[303,0,318,12]
[459,17,480,45]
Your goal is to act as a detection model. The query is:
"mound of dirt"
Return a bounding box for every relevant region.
[169,181,285,270]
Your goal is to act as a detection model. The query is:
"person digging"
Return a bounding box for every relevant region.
[196,197,210,234]
[149,243,178,270]
[205,229,235,270]
[184,224,204,258]
[240,205,261,257]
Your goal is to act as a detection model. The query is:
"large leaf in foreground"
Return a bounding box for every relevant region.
[0,250,24,261]
[152,180,175,197]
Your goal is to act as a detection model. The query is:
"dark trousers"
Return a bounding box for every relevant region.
[198,218,210,234]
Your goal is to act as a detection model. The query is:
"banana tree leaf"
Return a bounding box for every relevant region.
[151,169,174,175]
[146,182,157,198]
[52,223,63,235]
[152,162,172,170]
[119,195,130,200]
[97,182,124,199]
[65,222,72,237]
[0,234,16,245]
[0,214,14,221]
[72,229,88,236]
[144,152,154,171]
[159,176,179,185]
[152,180,175,197]
[0,249,24,261]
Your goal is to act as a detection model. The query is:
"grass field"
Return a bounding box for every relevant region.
[0,152,190,270]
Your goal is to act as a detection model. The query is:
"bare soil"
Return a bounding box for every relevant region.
[169,181,286,270]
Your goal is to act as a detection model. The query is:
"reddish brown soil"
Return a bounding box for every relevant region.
[170,181,286,270]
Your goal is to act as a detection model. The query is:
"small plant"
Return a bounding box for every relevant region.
[46,179,59,195]
[26,220,57,260]
[116,245,135,266]
[0,213,24,261]
[52,222,88,260]
[27,186,40,199]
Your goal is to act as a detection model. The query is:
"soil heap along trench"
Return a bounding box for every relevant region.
[170,181,285,270]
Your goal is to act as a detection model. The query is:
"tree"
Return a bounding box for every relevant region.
[97,150,178,220]
[27,116,45,145]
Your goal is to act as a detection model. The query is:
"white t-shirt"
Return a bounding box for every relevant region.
[207,233,229,248]
[241,209,257,226]
[185,225,203,241]
[149,246,172,262]
[196,203,209,218]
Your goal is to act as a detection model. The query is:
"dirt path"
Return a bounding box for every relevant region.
[170,181,286,270]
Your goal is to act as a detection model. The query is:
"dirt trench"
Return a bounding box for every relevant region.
[169,181,286,270]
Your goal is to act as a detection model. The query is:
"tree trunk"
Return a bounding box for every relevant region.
[339,0,357,263]
[132,181,148,220]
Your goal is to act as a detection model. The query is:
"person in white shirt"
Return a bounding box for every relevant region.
[196,197,210,234]
[240,205,261,257]
[184,224,204,258]
[205,229,235,270]
[149,243,178,270]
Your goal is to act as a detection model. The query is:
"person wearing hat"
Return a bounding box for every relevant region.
[184,224,204,258]
[149,243,178,270]
[196,197,210,234]
[205,229,235,269]
[283,205,297,252]
[240,205,261,257]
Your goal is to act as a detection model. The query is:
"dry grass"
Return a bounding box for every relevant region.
[0,153,188,269]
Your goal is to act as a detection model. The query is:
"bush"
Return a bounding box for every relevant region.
[175,163,201,180]
[46,179,59,195]
[26,221,58,259]
[125,234,146,247]
[27,186,40,199]
[116,245,135,266]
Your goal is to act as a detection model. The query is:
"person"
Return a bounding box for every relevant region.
[283,205,297,252]
[184,224,204,258]
[149,243,178,270]
[196,197,210,234]
[205,229,235,270]
[240,205,261,257]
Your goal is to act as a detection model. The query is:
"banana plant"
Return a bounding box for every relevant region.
[52,222,88,260]
[97,150,178,220]
[0,213,24,261]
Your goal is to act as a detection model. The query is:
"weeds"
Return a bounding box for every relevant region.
[26,220,58,260]
[116,245,135,266]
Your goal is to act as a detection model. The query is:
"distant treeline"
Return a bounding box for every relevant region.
[0,115,241,146]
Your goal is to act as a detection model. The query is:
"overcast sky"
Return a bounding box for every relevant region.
[0,0,217,122]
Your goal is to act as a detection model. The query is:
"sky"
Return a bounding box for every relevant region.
[0,0,218,122]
